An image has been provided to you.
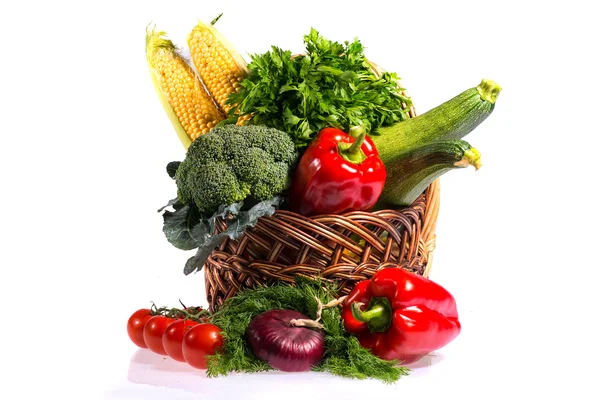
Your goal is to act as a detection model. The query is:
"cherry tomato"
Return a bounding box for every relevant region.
[162,319,200,362]
[127,309,153,348]
[143,315,175,355]
[182,324,224,369]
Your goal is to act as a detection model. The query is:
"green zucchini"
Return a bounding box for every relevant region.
[376,140,481,207]
[371,79,501,165]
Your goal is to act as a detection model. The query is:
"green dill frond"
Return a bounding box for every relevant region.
[206,278,409,382]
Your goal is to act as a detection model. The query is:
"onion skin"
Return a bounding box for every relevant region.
[246,309,325,372]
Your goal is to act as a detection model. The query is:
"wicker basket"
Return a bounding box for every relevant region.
[204,66,440,312]
[205,184,441,312]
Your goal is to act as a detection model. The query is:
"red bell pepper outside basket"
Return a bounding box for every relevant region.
[342,268,461,364]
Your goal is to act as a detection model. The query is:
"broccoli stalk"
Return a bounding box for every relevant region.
[175,125,299,215]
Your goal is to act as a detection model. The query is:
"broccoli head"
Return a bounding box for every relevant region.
[175,125,298,214]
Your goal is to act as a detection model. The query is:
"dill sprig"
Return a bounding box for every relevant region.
[206,277,409,383]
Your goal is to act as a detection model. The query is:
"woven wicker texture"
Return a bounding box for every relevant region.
[203,63,441,311]
[205,179,440,312]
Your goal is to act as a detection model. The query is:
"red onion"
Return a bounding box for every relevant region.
[246,309,325,372]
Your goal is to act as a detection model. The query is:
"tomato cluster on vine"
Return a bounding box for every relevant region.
[126,304,223,369]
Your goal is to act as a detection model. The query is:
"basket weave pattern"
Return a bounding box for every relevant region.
[205,180,440,312]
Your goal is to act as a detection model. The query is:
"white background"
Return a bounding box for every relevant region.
[1,0,599,399]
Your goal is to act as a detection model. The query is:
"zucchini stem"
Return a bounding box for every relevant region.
[477,79,502,104]
[454,147,482,170]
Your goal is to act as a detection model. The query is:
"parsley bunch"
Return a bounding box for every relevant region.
[227,28,412,148]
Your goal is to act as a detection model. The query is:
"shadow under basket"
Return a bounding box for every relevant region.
[204,179,441,312]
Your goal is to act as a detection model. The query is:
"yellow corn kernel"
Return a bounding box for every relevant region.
[187,18,249,115]
[236,114,253,126]
[146,28,224,148]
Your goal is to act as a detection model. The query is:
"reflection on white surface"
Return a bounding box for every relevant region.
[125,348,440,395]
[127,349,211,392]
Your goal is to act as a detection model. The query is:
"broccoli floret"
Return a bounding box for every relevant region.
[244,125,298,164]
[251,161,290,199]
[175,125,298,214]
[184,132,227,164]
[231,147,271,184]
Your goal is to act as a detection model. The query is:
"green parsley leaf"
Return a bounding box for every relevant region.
[226,28,412,148]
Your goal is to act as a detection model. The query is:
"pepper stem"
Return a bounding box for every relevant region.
[338,126,368,164]
[351,302,384,321]
[350,297,392,333]
[348,125,366,139]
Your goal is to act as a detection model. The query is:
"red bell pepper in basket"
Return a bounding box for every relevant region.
[289,126,386,216]
[342,268,461,364]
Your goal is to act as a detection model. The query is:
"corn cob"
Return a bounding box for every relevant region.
[146,28,225,149]
[187,17,249,116]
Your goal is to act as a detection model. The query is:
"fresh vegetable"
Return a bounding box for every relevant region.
[376,139,481,207]
[183,324,224,369]
[342,268,461,364]
[187,14,249,116]
[143,315,176,355]
[289,126,386,216]
[127,308,153,348]
[372,79,500,169]
[146,28,225,148]
[126,303,217,364]
[247,309,325,372]
[207,277,409,383]
[174,125,298,215]
[365,79,499,207]
[226,28,412,148]
[163,319,200,362]
[159,196,284,275]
